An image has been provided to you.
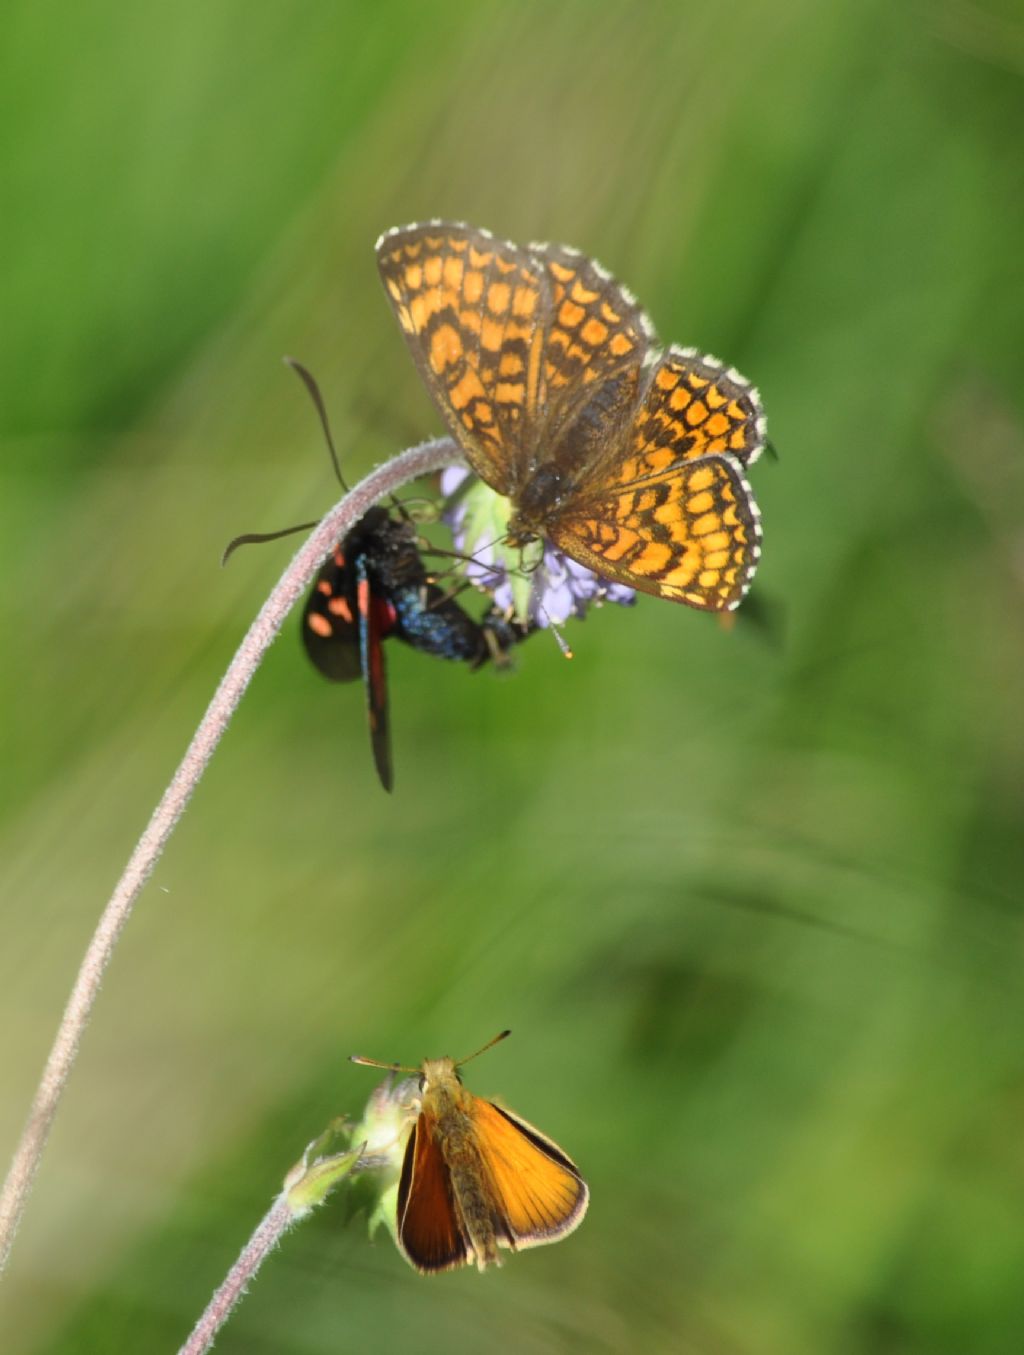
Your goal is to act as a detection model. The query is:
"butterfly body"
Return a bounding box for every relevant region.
[377,221,765,611]
[510,466,569,542]
[353,1037,589,1274]
[411,1059,505,1271]
[303,507,527,789]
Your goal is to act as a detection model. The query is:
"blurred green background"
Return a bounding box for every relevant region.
[2,1,1023,1351]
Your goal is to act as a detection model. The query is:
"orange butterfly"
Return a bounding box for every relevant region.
[351,1031,588,1273]
[376,221,765,612]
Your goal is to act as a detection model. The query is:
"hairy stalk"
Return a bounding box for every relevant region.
[0,437,462,1275]
[178,1081,413,1353]
[177,1194,294,1355]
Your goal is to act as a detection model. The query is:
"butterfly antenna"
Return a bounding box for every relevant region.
[455,1029,512,1069]
[284,356,349,491]
[350,1053,420,1074]
[535,603,574,660]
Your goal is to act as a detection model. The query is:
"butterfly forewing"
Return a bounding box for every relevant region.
[525,240,654,458]
[472,1100,589,1247]
[376,224,655,496]
[377,223,545,495]
[397,1118,471,1274]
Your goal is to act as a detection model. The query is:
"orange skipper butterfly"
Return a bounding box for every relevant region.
[351,1031,588,1273]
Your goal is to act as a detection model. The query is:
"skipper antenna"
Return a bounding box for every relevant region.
[455,1029,511,1068]
[350,1030,511,1074]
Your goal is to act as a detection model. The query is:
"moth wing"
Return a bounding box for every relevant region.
[302,544,363,682]
[473,1098,589,1249]
[396,1114,471,1273]
[355,553,393,793]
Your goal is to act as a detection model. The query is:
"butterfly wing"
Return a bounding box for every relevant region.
[396,1114,471,1274]
[377,222,541,494]
[472,1099,589,1251]
[620,344,766,479]
[541,346,763,611]
[376,223,653,497]
[525,240,654,461]
[548,451,762,612]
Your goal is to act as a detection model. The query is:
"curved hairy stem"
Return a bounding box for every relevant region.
[177,1195,296,1355]
[0,437,462,1275]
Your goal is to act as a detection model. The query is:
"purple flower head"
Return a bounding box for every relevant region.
[441,467,636,627]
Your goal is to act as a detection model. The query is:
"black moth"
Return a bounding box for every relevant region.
[303,506,529,791]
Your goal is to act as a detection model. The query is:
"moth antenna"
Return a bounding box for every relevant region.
[284,356,349,491]
[221,520,320,566]
[223,358,348,565]
[394,493,436,518]
[455,1029,511,1069]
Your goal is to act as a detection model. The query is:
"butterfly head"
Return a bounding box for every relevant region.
[419,1056,461,1093]
[508,466,569,546]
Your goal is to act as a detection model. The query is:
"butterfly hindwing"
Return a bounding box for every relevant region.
[550,452,762,610]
